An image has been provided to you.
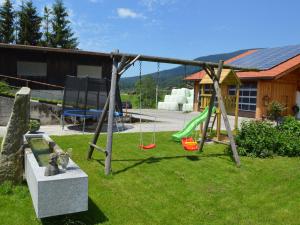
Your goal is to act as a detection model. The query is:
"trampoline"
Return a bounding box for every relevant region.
[61,76,123,133]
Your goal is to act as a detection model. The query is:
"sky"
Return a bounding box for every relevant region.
[7,0,300,76]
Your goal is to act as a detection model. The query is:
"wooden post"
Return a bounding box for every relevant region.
[194,81,200,111]
[198,61,223,151]
[105,55,119,175]
[211,71,241,167]
[87,95,110,159]
[198,90,216,151]
[87,55,138,161]
[234,84,240,132]
[216,107,221,141]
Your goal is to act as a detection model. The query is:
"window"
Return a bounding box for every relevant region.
[204,84,213,94]
[17,61,47,77]
[77,65,102,79]
[228,83,257,112]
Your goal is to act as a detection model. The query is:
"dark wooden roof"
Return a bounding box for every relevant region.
[0,43,111,58]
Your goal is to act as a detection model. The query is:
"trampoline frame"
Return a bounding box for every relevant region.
[61,76,123,133]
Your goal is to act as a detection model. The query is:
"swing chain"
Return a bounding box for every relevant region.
[139,61,143,147]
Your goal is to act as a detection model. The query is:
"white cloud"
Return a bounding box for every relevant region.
[116,8,144,19]
[140,0,177,11]
[71,13,112,51]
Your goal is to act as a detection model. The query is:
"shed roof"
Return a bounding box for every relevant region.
[0,43,111,58]
[200,69,241,85]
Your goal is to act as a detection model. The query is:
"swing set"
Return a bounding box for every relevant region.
[86,50,253,175]
[138,60,160,150]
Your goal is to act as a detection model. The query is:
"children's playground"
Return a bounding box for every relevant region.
[1,51,300,225]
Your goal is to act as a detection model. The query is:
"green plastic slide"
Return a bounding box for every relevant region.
[172,106,216,142]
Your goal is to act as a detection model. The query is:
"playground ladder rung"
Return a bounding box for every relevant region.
[89,142,107,154]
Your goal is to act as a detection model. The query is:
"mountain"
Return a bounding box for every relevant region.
[119,49,250,91]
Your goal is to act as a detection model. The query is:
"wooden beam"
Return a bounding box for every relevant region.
[198,62,223,151]
[87,94,110,159]
[111,52,257,71]
[105,54,119,175]
[88,143,107,154]
[234,84,240,132]
[211,68,241,167]
[118,55,141,75]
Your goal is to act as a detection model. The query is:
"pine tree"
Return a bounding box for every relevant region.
[51,0,78,49]
[42,6,52,46]
[0,0,15,43]
[17,1,42,45]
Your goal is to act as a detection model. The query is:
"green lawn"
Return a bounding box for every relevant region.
[1,132,300,225]
[121,93,138,108]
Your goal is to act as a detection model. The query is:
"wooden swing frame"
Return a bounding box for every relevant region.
[86,50,255,175]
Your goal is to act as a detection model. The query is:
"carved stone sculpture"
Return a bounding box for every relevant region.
[44,153,59,176]
[58,152,70,170]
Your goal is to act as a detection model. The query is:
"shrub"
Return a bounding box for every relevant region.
[267,101,285,121]
[277,116,300,156]
[236,120,278,157]
[236,117,300,157]
[29,119,40,133]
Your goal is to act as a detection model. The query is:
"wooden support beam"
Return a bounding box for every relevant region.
[198,61,223,151]
[87,94,110,159]
[111,52,257,71]
[87,54,137,161]
[88,143,107,154]
[118,55,141,75]
[105,54,119,175]
[211,67,241,167]
[198,60,241,167]
[234,84,240,132]
[216,107,221,141]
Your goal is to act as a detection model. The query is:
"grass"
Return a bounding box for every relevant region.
[121,93,138,108]
[1,132,300,225]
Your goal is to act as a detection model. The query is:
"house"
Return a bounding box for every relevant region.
[0,43,123,110]
[185,45,300,119]
[0,43,113,88]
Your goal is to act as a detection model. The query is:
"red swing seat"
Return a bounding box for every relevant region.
[181,137,198,152]
[139,143,156,150]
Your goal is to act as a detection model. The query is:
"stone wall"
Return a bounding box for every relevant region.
[0,96,61,126]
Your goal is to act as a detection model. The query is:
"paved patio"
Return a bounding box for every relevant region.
[0,109,252,137]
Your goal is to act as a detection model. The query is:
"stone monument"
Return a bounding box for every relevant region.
[0,87,30,183]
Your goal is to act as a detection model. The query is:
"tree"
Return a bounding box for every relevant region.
[51,0,77,49]
[17,1,42,45]
[42,6,52,46]
[135,76,157,108]
[0,0,15,43]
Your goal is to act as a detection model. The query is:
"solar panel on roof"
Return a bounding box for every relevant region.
[229,44,300,70]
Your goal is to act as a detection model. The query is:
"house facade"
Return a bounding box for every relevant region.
[0,43,123,112]
[186,45,300,119]
[0,43,113,88]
